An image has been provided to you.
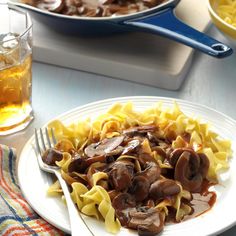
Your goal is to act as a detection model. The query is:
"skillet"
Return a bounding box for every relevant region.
[9,0,233,58]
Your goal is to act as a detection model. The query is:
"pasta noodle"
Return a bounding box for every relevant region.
[43,102,232,236]
[216,0,236,28]
[47,180,63,196]
[71,179,121,233]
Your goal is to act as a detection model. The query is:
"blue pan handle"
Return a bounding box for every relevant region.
[123,8,233,58]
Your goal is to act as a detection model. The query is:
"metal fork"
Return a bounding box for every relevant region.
[34,128,93,236]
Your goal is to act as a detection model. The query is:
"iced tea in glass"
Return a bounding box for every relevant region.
[0,4,33,135]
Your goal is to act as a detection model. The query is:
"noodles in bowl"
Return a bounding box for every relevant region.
[42,101,231,236]
[208,0,236,46]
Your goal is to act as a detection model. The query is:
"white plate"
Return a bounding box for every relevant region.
[17,96,236,236]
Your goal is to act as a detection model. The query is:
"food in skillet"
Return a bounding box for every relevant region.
[42,102,231,236]
[21,0,166,17]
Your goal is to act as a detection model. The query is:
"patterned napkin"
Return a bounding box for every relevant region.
[0,144,66,236]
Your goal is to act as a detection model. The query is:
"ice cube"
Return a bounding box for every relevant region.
[0,33,20,68]
[1,33,19,49]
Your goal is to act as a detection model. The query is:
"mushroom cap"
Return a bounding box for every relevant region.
[108,161,134,191]
[129,175,150,202]
[149,179,181,200]
[112,192,136,210]
[137,162,161,185]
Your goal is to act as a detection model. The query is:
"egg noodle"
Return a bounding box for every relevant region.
[46,102,231,234]
[216,0,236,28]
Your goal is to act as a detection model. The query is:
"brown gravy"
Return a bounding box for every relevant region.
[185,191,216,220]
[165,181,217,223]
[186,180,217,219]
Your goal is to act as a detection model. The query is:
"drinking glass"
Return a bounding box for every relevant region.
[0,3,33,135]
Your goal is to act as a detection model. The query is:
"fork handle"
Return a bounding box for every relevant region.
[54,170,93,236]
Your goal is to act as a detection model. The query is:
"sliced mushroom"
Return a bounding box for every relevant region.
[122,139,140,155]
[129,175,150,202]
[84,136,124,158]
[42,148,63,166]
[112,192,136,210]
[174,151,202,192]
[68,155,88,173]
[137,162,161,185]
[108,161,134,191]
[149,179,181,200]
[128,207,164,236]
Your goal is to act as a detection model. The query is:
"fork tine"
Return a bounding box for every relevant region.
[45,127,52,148]
[51,128,57,145]
[34,128,59,173]
[40,128,47,152]
[34,129,42,156]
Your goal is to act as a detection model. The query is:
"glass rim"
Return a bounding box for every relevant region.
[0,4,32,43]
